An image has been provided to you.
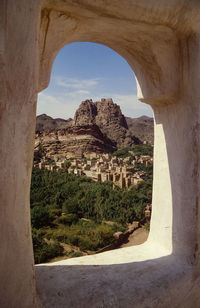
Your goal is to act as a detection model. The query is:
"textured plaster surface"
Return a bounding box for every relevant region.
[35,247,194,308]
[0,1,41,307]
[0,0,200,307]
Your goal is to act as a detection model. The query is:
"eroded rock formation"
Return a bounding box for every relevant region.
[35,99,147,158]
[74,98,139,147]
[35,124,115,158]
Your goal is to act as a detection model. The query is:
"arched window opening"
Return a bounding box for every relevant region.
[32,42,154,264]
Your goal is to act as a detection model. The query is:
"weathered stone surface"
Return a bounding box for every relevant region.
[35,124,115,157]
[74,98,141,147]
[35,99,144,158]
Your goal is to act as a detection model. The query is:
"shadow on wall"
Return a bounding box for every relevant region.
[35,254,194,308]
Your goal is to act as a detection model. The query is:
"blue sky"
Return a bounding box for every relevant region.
[37,42,153,119]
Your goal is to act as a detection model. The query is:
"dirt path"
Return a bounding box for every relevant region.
[119,227,149,248]
[49,227,149,263]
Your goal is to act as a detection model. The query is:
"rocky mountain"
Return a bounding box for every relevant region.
[35,124,114,159]
[35,99,154,159]
[74,98,140,147]
[126,116,154,144]
[36,114,73,132]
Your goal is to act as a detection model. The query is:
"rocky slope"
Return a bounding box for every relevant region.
[35,99,154,158]
[35,124,115,159]
[36,114,72,132]
[74,98,140,147]
[126,116,154,144]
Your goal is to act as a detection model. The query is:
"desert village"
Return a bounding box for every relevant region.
[34,151,153,189]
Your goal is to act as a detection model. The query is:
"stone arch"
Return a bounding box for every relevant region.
[0,1,200,307]
[38,1,181,257]
[39,6,179,105]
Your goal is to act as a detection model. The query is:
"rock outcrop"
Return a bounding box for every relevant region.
[74,98,141,147]
[35,98,153,158]
[35,124,115,159]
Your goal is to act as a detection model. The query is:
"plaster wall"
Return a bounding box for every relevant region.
[0,0,199,307]
[0,1,41,307]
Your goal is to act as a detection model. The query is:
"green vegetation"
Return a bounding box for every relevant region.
[48,159,56,165]
[34,144,45,163]
[32,228,63,264]
[112,144,153,158]
[44,220,123,251]
[63,159,71,171]
[30,155,152,264]
[135,163,153,178]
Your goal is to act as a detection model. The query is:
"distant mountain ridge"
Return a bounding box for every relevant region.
[125,116,154,145]
[35,99,153,158]
[36,114,73,132]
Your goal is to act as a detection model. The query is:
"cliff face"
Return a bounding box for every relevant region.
[74,98,140,147]
[35,98,153,158]
[74,98,127,128]
[35,124,115,158]
[74,100,97,126]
